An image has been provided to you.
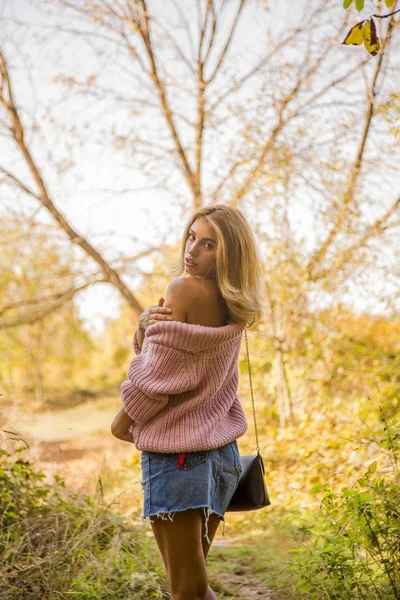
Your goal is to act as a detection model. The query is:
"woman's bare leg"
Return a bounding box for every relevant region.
[150,508,221,600]
[201,512,222,600]
[205,585,218,599]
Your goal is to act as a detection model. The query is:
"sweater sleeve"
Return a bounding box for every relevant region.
[121,341,193,425]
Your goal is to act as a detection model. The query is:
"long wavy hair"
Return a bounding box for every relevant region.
[169,205,264,328]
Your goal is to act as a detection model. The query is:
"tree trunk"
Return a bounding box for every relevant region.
[276,347,293,429]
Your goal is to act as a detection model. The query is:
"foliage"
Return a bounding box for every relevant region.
[344,0,396,11]
[293,309,400,416]
[0,441,169,599]
[85,250,179,393]
[375,92,400,138]
[0,218,94,407]
[342,0,399,55]
[342,17,380,55]
[285,411,400,599]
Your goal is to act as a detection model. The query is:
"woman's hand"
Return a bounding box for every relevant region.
[138,297,173,331]
[111,407,135,443]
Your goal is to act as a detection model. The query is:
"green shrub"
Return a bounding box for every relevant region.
[0,442,168,599]
[286,410,400,599]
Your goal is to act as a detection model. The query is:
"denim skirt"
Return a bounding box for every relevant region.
[140,439,243,543]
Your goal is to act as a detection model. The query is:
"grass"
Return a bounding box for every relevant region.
[206,518,302,599]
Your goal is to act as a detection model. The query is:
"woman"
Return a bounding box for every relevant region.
[111,205,264,600]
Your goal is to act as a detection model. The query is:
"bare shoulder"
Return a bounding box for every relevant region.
[165,277,227,327]
[166,277,195,292]
[162,278,195,323]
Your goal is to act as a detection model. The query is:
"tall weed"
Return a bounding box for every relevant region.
[0,438,168,599]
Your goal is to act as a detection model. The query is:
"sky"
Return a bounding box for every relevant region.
[1,0,399,332]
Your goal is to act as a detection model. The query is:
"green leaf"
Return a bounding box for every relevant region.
[311,483,330,494]
[343,0,353,7]
[356,0,365,11]
[6,511,19,519]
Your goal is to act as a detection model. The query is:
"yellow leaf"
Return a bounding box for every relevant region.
[342,21,365,46]
[362,18,380,56]
[385,0,396,7]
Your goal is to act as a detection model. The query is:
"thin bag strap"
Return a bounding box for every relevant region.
[244,327,260,454]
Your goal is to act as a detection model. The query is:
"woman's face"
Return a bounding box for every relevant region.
[184,217,217,280]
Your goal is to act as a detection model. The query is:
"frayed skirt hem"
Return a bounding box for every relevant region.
[141,505,226,544]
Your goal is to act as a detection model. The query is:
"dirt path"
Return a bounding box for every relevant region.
[33,432,130,495]
[216,567,279,599]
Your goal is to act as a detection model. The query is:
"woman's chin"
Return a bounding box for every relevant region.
[185,264,198,273]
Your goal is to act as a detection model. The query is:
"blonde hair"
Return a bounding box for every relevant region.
[169,205,264,328]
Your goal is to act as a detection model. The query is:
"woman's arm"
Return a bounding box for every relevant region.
[135,327,144,351]
[111,407,135,443]
[120,283,188,427]
[133,297,173,355]
[162,279,188,323]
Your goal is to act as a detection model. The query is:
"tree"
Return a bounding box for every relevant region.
[1,0,399,427]
[0,218,93,405]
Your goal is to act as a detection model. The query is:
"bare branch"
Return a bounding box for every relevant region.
[170,0,197,62]
[0,279,104,329]
[373,8,400,18]
[205,0,246,84]
[306,15,396,280]
[197,0,212,63]
[291,57,369,118]
[149,15,195,74]
[0,166,40,199]
[134,0,200,203]
[202,0,217,66]
[231,116,286,205]
[316,197,400,281]
[208,24,308,112]
[0,48,143,316]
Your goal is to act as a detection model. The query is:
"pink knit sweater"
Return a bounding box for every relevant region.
[120,320,248,452]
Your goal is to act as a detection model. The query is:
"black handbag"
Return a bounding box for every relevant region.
[226,327,271,512]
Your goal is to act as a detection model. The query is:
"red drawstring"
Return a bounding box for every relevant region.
[178,453,185,469]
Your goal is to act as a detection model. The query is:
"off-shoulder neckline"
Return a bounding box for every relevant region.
[147,320,243,332]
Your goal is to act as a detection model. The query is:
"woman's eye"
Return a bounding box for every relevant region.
[188,234,214,249]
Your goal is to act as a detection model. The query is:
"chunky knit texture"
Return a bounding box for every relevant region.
[121,320,248,452]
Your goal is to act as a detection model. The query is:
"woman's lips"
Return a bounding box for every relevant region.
[185,258,197,267]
